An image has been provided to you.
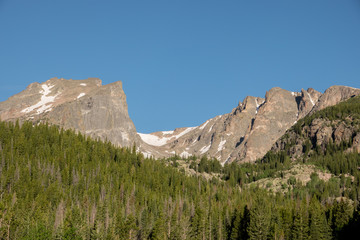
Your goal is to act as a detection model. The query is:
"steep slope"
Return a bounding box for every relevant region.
[2,119,358,239]
[2,79,359,163]
[0,77,139,147]
[139,86,360,164]
[272,94,360,161]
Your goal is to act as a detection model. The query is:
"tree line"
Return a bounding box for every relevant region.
[0,120,359,239]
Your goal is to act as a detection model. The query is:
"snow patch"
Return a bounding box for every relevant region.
[255,98,260,114]
[221,156,231,166]
[306,91,315,106]
[180,151,191,158]
[77,93,85,99]
[217,139,226,152]
[21,84,59,115]
[208,124,214,133]
[138,133,168,146]
[175,127,196,139]
[142,151,152,158]
[200,145,211,154]
[80,83,87,86]
[162,131,174,135]
[199,120,209,130]
[138,127,196,147]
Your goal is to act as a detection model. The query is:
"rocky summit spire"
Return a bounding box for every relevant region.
[0,77,139,147]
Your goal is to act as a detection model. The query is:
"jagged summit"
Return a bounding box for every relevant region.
[0,77,137,147]
[1,80,359,164]
[137,86,360,164]
[309,85,360,114]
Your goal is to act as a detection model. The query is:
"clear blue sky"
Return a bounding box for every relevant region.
[1,0,359,133]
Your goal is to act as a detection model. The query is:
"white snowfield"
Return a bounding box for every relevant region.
[217,139,226,152]
[208,124,214,133]
[306,91,315,106]
[161,130,174,135]
[138,127,196,147]
[77,93,86,99]
[180,151,191,158]
[199,120,209,130]
[255,98,260,114]
[200,144,211,154]
[80,83,87,86]
[21,84,59,115]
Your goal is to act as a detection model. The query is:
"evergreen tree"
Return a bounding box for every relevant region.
[150,212,167,240]
[190,207,206,240]
[239,205,250,240]
[331,199,353,237]
[291,199,309,240]
[248,196,271,240]
[309,199,331,240]
[229,208,241,240]
[62,211,82,240]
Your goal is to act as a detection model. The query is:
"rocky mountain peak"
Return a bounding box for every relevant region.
[235,96,265,115]
[0,77,137,147]
[310,86,360,114]
[138,85,360,164]
[2,79,359,164]
[297,88,322,119]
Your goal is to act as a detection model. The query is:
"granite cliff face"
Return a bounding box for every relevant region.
[0,77,139,147]
[271,94,360,159]
[1,78,359,164]
[139,86,360,164]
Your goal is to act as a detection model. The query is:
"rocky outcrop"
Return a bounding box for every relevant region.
[0,77,139,147]
[139,86,360,164]
[229,88,301,162]
[272,116,360,158]
[353,133,360,153]
[298,88,322,119]
[138,96,264,162]
[310,86,360,114]
[138,87,323,163]
[2,79,359,164]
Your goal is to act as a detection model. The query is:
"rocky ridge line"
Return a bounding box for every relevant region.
[139,86,360,164]
[0,77,139,147]
[1,78,359,164]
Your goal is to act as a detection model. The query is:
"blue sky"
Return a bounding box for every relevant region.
[1,0,359,133]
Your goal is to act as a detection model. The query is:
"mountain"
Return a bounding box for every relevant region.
[1,104,359,239]
[139,86,360,163]
[0,77,139,147]
[271,93,360,161]
[1,78,359,164]
[1,82,360,239]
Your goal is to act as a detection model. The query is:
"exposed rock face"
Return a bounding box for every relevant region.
[2,79,359,164]
[138,96,264,162]
[230,88,301,162]
[139,86,360,164]
[272,117,360,158]
[0,77,138,147]
[353,133,360,153]
[298,88,322,119]
[310,86,360,113]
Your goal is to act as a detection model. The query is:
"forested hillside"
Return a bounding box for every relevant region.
[0,120,359,239]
